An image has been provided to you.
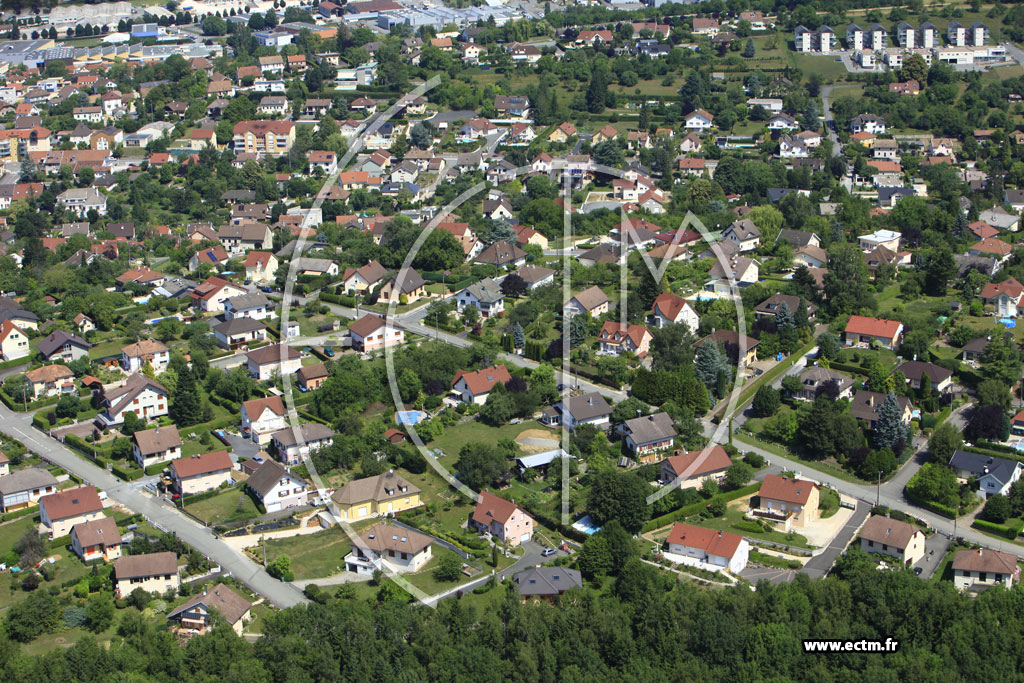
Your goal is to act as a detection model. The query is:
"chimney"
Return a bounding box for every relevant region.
[717,530,722,538]
[978,549,983,556]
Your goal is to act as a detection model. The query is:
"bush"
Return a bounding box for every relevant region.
[974,519,1019,540]
[743,451,765,468]
[432,552,463,582]
[732,520,764,533]
[21,572,40,591]
[982,494,1010,524]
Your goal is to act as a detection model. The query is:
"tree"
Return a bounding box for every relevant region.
[723,462,754,490]
[817,332,840,360]
[578,533,613,579]
[928,422,962,462]
[479,384,516,427]
[922,246,956,296]
[981,334,1021,386]
[586,470,649,533]
[695,342,729,398]
[501,274,527,297]
[751,385,780,418]
[85,593,114,633]
[171,367,202,427]
[5,590,59,642]
[874,391,906,451]
[512,322,525,350]
[410,122,433,149]
[824,243,873,316]
[900,53,928,84]
[55,395,81,419]
[982,494,1010,524]
[456,443,508,490]
[781,374,802,397]
[267,555,294,581]
[433,552,462,582]
[742,38,755,57]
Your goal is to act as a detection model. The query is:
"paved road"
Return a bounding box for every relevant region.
[801,502,870,578]
[0,404,306,608]
[424,539,552,605]
[819,85,842,159]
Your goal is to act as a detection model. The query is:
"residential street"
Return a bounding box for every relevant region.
[0,402,307,608]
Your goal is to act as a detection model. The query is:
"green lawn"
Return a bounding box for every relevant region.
[819,487,841,519]
[20,623,120,657]
[791,53,849,80]
[185,487,260,526]
[734,433,870,485]
[429,419,545,462]
[404,547,514,596]
[88,339,127,359]
[259,527,359,580]
[0,515,37,554]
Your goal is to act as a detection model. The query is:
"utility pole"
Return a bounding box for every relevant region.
[876,471,881,507]
[262,535,266,567]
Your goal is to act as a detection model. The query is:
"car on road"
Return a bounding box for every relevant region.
[541,548,557,557]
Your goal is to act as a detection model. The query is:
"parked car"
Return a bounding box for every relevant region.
[542,548,557,557]
[324,346,335,357]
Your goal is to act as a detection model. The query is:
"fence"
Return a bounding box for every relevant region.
[391,518,470,560]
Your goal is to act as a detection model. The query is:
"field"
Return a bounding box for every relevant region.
[185,486,260,526]
[429,419,546,462]
[259,527,359,580]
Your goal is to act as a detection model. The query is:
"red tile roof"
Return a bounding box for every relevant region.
[844,315,902,340]
[451,364,511,396]
[472,490,521,526]
[759,474,816,505]
[41,485,102,521]
[666,522,743,559]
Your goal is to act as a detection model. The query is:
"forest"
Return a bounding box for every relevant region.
[1,548,1021,682]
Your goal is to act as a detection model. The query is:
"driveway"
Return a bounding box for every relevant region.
[800,501,870,579]
[2,404,306,608]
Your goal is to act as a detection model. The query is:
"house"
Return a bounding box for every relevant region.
[331,469,422,521]
[167,583,252,635]
[696,329,759,367]
[219,222,273,254]
[514,567,583,601]
[980,207,1019,232]
[544,392,613,431]
[792,245,828,268]
[949,450,1023,499]
[25,364,74,399]
[190,277,248,313]
[509,265,555,291]
[0,320,29,360]
[665,523,749,574]
[246,459,309,513]
[620,413,676,461]
[850,114,887,135]
[114,552,179,597]
[844,315,903,349]
[970,238,1013,263]
[39,485,104,539]
[294,258,340,277]
[754,293,816,321]
[349,313,405,352]
[650,292,699,330]
[474,241,526,269]
[297,363,328,392]
[246,344,302,381]
[858,229,901,252]
[341,260,387,293]
[457,278,505,319]
[189,245,231,271]
[565,286,609,317]
[271,423,335,465]
[684,109,714,131]
[117,266,166,291]
[794,367,855,401]
[168,450,233,496]
[952,548,1019,591]
[679,132,702,153]
[658,445,732,488]
[597,321,653,357]
[132,425,182,469]
[723,219,761,251]
[225,293,272,321]
[859,514,926,566]
[753,474,819,528]
[244,251,278,284]
[70,517,122,563]
[232,120,295,156]
[849,390,912,430]
[121,339,170,374]
[344,522,433,575]
[241,396,287,444]
[0,467,57,512]
[896,361,953,394]
[96,374,169,427]
[213,317,267,351]
[987,276,1024,317]
[470,490,534,546]
[962,337,990,363]
[451,365,512,405]
[380,270,428,303]
[705,256,759,293]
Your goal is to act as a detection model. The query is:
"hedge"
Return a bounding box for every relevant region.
[2,505,38,522]
[112,465,144,481]
[821,361,870,377]
[182,484,238,506]
[319,292,355,307]
[641,483,761,533]
[0,390,62,412]
[973,519,1020,540]
[905,491,956,518]
[144,461,168,476]
[0,357,30,372]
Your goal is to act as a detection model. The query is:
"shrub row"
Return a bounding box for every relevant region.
[0,390,61,412]
[973,519,1021,540]
[641,483,761,533]
[2,506,38,523]
[182,484,238,507]
[905,491,956,518]
[319,292,355,307]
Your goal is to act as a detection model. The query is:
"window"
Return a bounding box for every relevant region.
[980,572,987,582]
[388,550,394,557]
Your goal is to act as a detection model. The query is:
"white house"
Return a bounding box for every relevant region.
[121,339,170,374]
[665,522,749,574]
[859,514,926,566]
[684,109,714,131]
[344,522,433,576]
[651,292,699,330]
[246,460,310,514]
[132,425,182,469]
[270,423,335,466]
[97,374,169,427]
[456,278,505,318]
[241,396,287,445]
[246,344,302,381]
[450,365,512,405]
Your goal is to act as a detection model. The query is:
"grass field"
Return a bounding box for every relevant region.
[735,433,870,485]
[689,497,813,548]
[185,487,260,526]
[791,53,850,80]
[260,527,358,580]
[429,419,545,462]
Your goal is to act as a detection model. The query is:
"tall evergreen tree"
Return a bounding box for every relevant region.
[874,391,905,450]
[512,322,525,349]
[773,301,795,333]
[171,367,203,427]
[695,342,728,395]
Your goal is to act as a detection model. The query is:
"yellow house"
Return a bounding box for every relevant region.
[114,552,180,597]
[330,470,422,521]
